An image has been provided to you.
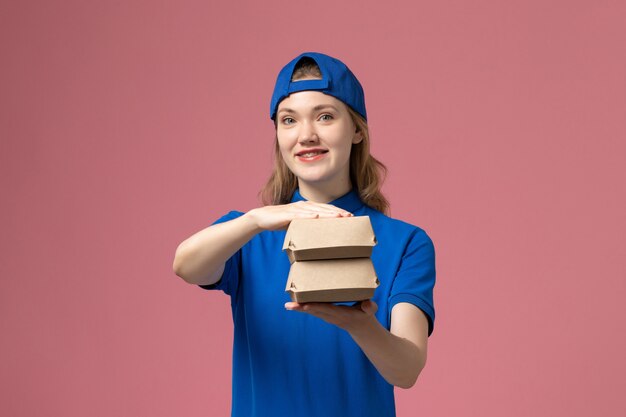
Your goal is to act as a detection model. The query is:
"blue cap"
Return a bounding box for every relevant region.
[270,52,367,121]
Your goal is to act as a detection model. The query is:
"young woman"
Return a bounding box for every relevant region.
[173,52,436,417]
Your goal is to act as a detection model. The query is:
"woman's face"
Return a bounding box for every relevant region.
[275,91,362,190]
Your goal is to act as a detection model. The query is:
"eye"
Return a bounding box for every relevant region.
[282,117,295,125]
[319,113,333,121]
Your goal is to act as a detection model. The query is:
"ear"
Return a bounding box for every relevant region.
[352,130,364,144]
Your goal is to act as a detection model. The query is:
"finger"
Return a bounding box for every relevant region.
[301,202,353,217]
[303,303,360,318]
[316,212,345,219]
[293,212,319,220]
[285,302,304,311]
[292,207,340,218]
[299,307,337,322]
[308,210,352,218]
[317,206,353,217]
[301,302,332,313]
[360,300,378,315]
[285,303,333,322]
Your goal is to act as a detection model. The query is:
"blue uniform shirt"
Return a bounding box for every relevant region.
[199,189,436,417]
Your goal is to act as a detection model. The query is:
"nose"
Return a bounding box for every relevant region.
[298,121,319,145]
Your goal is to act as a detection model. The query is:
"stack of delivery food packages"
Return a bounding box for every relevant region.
[283,216,379,303]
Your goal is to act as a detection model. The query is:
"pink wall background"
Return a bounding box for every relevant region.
[1,1,625,416]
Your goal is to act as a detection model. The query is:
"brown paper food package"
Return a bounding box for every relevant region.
[282,216,377,263]
[285,258,379,303]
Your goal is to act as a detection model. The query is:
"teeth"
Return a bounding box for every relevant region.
[299,151,325,158]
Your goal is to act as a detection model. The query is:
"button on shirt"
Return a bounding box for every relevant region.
[199,189,436,417]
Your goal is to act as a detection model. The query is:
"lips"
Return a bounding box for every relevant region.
[296,148,328,157]
[295,148,328,162]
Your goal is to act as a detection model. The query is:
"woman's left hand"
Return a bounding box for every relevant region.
[286,299,428,388]
[284,300,378,333]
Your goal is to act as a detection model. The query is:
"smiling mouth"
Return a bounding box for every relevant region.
[296,150,328,158]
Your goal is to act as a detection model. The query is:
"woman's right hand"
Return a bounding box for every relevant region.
[174,201,352,285]
[245,201,353,232]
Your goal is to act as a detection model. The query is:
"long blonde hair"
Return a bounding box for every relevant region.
[260,58,389,214]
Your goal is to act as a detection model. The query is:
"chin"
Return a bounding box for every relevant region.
[289,167,328,181]
[298,173,348,189]
[296,174,330,184]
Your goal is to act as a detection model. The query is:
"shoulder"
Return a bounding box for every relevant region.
[363,206,434,249]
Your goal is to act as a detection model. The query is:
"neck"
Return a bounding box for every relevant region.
[297,177,353,203]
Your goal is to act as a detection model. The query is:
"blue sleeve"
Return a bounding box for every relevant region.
[388,228,436,337]
[197,210,245,297]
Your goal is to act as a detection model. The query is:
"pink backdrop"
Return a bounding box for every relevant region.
[1,1,625,416]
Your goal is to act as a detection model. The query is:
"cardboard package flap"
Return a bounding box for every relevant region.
[282,216,377,263]
[285,258,379,303]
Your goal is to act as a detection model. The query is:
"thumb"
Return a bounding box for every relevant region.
[360,300,378,315]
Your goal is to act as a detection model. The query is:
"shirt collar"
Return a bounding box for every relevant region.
[290,188,364,213]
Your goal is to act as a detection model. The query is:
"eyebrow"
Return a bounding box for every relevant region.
[277,104,340,115]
